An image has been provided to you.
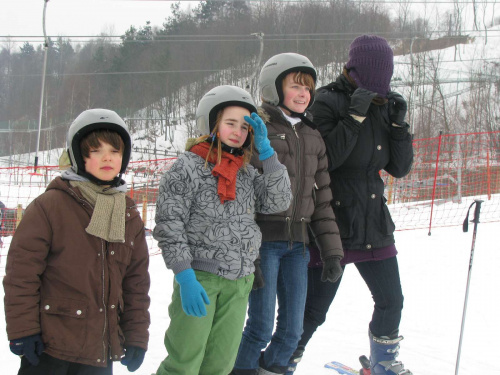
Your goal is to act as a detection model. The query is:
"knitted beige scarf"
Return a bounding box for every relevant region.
[70,181,126,243]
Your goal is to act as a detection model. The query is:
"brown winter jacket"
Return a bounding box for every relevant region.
[3,177,150,367]
[252,103,343,261]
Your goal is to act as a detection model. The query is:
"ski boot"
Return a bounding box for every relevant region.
[369,331,413,374]
[285,346,305,374]
[258,352,287,375]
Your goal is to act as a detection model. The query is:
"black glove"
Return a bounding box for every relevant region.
[253,258,265,290]
[349,88,378,117]
[321,257,343,283]
[388,91,407,125]
[10,334,44,366]
[121,346,146,372]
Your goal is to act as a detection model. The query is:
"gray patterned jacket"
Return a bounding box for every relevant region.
[154,151,292,280]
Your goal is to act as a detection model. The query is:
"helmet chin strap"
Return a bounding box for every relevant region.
[206,136,245,156]
[78,169,123,188]
[280,104,317,130]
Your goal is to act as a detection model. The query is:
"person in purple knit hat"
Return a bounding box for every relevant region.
[286,35,414,375]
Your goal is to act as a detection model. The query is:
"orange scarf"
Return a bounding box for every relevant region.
[190,142,244,204]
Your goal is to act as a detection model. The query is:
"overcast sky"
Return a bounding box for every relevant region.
[1,0,499,49]
[0,0,199,44]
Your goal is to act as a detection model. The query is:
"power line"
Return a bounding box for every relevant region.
[4,29,500,37]
[396,57,500,64]
[3,29,500,40]
[5,57,500,79]
[391,77,498,87]
[246,0,498,2]
[6,66,499,83]
[122,0,500,3]
[7,69,238,78]
[3,36,500,46]
[3,35,500,46]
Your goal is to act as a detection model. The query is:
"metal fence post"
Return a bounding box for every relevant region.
[428,131,443,236]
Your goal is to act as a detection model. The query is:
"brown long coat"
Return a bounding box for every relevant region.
[3,177,150,367]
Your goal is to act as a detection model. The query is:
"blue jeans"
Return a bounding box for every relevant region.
[234,241,310,370]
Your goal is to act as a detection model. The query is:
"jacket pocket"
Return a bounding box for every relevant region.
[268,133,287,160]
[40,297,88,355]
[268,133,286,140]
[109,245,133,278]
[238,274,254,298]
[193,270,215,288]
[117,296,126,347]
[381,196,396,235]
[332,195,355,239]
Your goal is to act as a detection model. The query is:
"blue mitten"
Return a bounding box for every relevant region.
[121,345,146,372]
[10,334,45,366]
[244,113,275,161]
[175,269,210,317]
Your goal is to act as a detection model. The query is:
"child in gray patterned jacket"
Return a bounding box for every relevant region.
[153,85,292,375]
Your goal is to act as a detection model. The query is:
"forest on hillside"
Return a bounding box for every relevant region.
[0,0,498,159]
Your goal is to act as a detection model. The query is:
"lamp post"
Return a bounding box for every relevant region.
[34,0,50,173]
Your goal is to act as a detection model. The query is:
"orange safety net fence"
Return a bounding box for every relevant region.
[1,131,499,260]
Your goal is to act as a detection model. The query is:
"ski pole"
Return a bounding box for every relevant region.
[454,199,483,375]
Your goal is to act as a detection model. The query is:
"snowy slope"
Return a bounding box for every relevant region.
[1,198,499,375]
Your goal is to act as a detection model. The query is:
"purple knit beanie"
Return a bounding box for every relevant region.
[345,35,394,97]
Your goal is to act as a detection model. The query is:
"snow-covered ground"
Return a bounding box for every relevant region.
[1,198,499,375]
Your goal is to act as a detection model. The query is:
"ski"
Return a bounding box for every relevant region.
[324,356,371,375]
[324,361,360,374]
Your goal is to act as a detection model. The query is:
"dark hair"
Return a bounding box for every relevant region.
[80,129,124,159]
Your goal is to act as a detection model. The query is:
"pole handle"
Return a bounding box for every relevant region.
[462,199,484,232]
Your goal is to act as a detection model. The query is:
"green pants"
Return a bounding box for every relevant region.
[156,270,254,375]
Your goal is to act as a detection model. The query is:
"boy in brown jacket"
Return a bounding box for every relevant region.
[3,109,150,375]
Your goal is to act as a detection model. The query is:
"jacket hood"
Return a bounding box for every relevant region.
[318,74,355,95]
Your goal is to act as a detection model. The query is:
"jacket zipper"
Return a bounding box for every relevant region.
[101,240,107,363]
[289,124,301,249]
[68,186,110,363]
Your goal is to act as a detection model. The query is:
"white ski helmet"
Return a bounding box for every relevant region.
[195,85,257,136]
[66,108,131,182]
[259,52,317,108]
